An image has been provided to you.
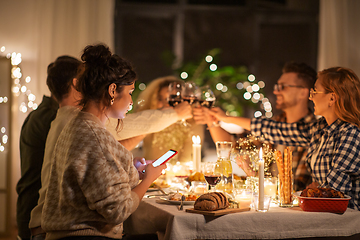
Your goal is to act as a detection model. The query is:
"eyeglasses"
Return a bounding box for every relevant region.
[309,88,325,98]
[273,83,306,92]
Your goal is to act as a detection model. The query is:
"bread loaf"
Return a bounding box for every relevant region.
[194,192,229,211]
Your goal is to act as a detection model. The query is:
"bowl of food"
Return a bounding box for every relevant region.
[294,188,351,214]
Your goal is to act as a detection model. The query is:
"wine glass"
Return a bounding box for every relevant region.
[202,162,221,192]
[168,80,191,126]
[196,85,216,108]
[182,81,198,105]
[167,81,184,107]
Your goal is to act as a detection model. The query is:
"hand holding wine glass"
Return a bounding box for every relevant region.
[203,162,221,192]
[182,81,198,105]
[168,81,184,107]
[197,85,216,108]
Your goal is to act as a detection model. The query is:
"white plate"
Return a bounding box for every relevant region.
[159,196,195,205]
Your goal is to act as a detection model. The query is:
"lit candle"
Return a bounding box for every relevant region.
[264,177,277,199]
[258,147,264,210]
[192,135,201,172]
[235,191,252,208]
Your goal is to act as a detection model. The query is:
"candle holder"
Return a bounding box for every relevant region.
[234,185,253,208]
[252,194,272,212]
[264,176,278,201]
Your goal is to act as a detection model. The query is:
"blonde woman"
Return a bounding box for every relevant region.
[135,76,204,165]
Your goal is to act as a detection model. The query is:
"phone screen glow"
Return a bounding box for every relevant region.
[152,150,177,167]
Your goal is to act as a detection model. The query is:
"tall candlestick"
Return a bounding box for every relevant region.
[192,135,201,172]
[258,147,264,210]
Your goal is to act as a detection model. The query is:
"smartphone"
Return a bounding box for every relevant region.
[152,149,178,167]
[142,149,178,173]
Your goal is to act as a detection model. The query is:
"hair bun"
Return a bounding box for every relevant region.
[81,44,112,66]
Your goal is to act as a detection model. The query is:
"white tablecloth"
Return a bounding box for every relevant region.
[124,195,360,240]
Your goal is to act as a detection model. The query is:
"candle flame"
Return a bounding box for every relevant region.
[259,147,263,161]
[192,135,201,144]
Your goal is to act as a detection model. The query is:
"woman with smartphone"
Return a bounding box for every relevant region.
[41,44,165,240]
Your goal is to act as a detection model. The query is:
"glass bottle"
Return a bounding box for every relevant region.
[214,141,233,194]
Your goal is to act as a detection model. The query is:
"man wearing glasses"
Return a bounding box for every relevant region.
[271,62,317,191]
[197,61,317,191]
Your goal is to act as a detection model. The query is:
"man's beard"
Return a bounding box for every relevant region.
[276,98,296,111]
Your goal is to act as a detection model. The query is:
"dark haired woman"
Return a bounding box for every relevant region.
[42,44,165,239]
[209,67,360,210]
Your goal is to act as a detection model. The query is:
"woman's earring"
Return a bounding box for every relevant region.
[110,97,114,105]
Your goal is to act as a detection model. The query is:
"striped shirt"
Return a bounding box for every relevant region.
[251,116,360,210]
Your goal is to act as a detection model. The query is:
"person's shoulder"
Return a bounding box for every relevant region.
[27,96,58,121]
[75,112,115,138]
[338,120,360,134]
[20,97,58,134]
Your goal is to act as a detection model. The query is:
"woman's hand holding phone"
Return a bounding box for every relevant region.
[142,162,166,183]
[141,149,177,182]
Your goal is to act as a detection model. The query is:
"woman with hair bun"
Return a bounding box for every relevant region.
[42,44,164,240]
[209,67,360,210]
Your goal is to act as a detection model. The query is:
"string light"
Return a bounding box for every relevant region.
[0,46,37,152]
[209,63,217,71]
[205,55,213,63]
[180,71,188,79]
[138,83,146,91]
[216,83,223,90]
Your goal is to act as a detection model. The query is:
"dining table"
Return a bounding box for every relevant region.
[124,190,360,240]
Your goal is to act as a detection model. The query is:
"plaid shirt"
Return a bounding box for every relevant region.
[272,113,315,191]
[251,116,360,210]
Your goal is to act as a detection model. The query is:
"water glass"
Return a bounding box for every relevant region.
[252,194,271,212]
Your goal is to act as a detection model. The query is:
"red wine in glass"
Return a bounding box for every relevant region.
[205,175,221,186]
[168,94,182,107]
[200,100,215,108]
[183,96,197,105]
[196,86,216,108]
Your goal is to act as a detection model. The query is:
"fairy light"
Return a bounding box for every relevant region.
[248,74,256,82]
[138,83,146,91]
[187,51,273,119]
[0,127,5,152]
[209,63,217,71]
[252,84,260,92]
[246,85,253,93]
[234,73,273,117]
[235,135,275,173]
[244,92,251,100]
[254,111,262,118]
[236,82,243,90]
[253,92,260,100]
[0,47,38,152]
[258,81,265,88]
[25,76,31,83]
[28,93,36,101]
[180,71,188,79]
[205,55,213,63]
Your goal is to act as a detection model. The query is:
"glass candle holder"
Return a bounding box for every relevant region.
[234,186,253,209]
[264,176,277,201]
[252,194,272,212]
